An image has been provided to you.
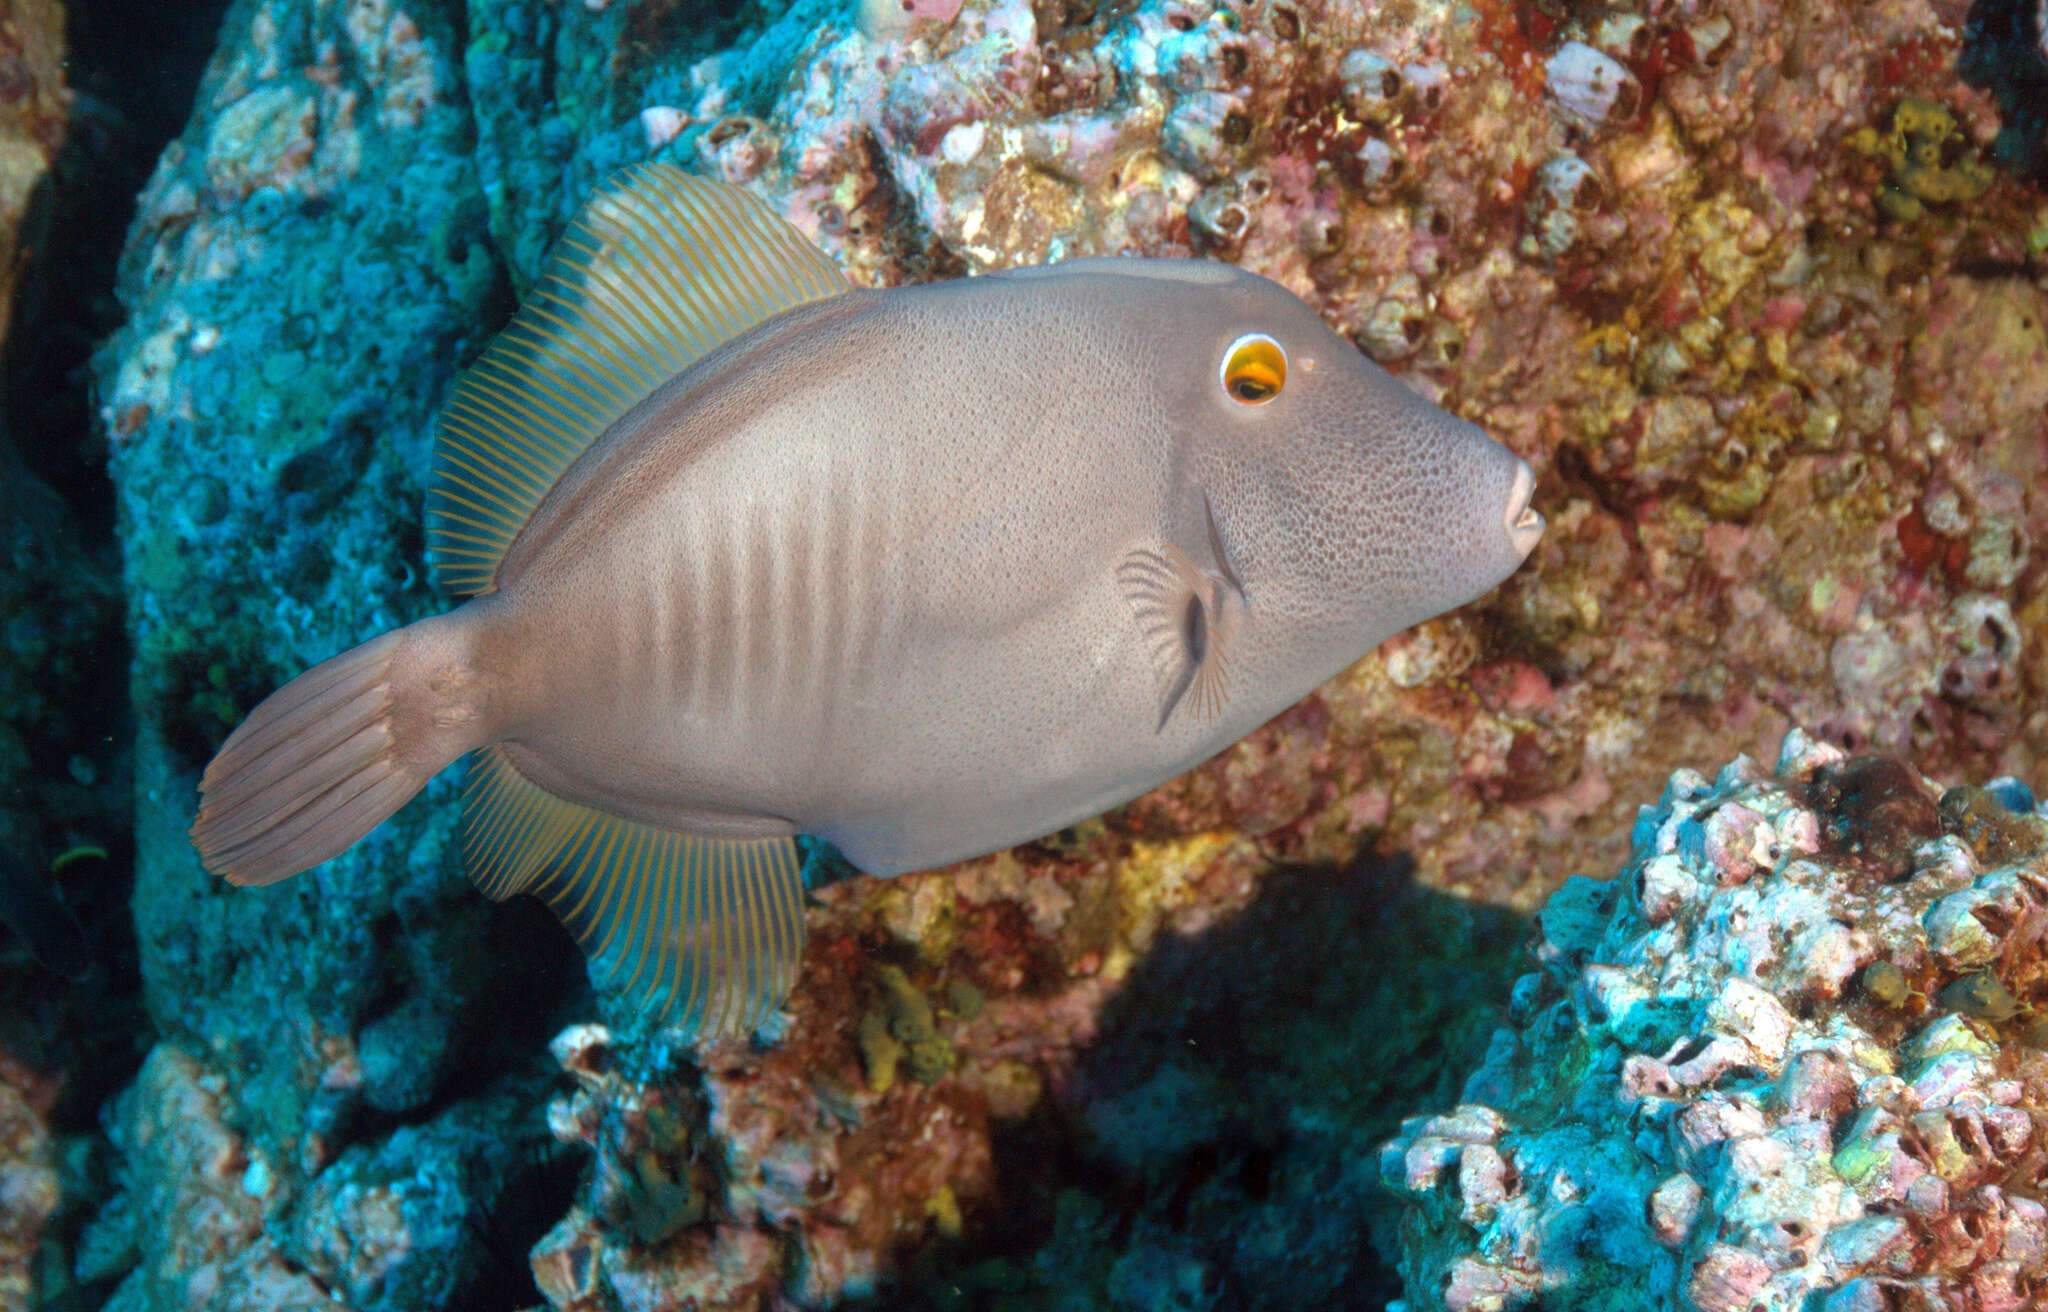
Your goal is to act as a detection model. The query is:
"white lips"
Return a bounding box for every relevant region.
[1505,460,1545,558]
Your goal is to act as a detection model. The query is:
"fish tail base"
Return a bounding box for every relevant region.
[190,613,488,886]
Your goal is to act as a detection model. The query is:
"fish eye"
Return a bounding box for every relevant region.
[1221,333,1286,405]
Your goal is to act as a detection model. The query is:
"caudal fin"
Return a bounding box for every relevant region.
[190,617,487,885]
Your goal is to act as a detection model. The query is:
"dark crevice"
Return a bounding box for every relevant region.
[9,0,235,515]
[4,4,231,1311]
[1961,0,2048,181]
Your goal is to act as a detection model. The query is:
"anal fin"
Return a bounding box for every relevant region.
[463,745,804,1039]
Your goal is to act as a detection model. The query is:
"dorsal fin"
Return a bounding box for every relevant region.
[427,164,849,596]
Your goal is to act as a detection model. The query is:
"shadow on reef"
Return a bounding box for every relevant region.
[1961,0,2048,181]
[0,0,236,1131]
[846,848,1532,1312]
[0,1,236,1307]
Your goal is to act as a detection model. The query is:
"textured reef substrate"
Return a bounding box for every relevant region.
[0,0,2042,1307]
[1389,731,2048,1311]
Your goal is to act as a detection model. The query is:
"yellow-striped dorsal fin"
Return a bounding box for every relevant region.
[463,745,806,1038]
[427,164,849,596]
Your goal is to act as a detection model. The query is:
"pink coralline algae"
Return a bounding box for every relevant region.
[1385,731,2048,1312]
[531,983,1010,1309]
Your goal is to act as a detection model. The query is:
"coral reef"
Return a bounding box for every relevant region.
[79,1042,568,1312]
[1386,731,2048,1310]
[0,1049,61,1312]
[73,0,2048,1306]
[0,0,68,347]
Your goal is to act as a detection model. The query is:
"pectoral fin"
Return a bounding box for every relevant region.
[1117,536,1240,732]
[463,745,805,1039]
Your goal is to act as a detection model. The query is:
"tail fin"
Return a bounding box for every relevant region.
[190,614,491,885]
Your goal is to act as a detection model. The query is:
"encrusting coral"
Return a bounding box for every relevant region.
[1386,730,2048,1311]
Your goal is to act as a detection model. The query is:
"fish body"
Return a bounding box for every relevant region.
[481,267,1534,874]
[192,166,1542,1036]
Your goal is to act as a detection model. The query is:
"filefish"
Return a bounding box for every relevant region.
[190,165,1543,1038]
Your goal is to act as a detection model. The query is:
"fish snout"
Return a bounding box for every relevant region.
[1505,459,1545,561]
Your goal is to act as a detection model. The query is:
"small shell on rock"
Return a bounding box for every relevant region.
[1441,1256,1533,1312]
[1787,918,1869,999]
[1774,727,1847,778]
[1356,292,1426,362]
[1402,62,1447,112]
[1907,1048,1996,1108]
[1525,153,1602,259]
[1299,213,1346,257]
[1904,1172,1950,1215]
[1338,49,1402,123]
[1161,89,1252,182]
[1910,836,1979,890]
[549,1022,614,1092]
[1662,767,1714,806]
[1352,135,1405,198]
[1590,11,1652,61]
[1685,12,1736,65]
[1545,41,1640,125]
[640,105,688,149]
[1686,1244,1772,1312]
[698,115,778,185]
[1669,1034,1759,1088]
[1578,962,1650,1029]
[1823,1217,1913,1269]
[1923,886,2006,967]
[1187,185,1253,253]
[1776,1049,1857,1122]
[1981,1106,2033,1155]
[1456,1143,1513,1224]
[1647,1172,1703,1247]
[1622,1054,1684,1102]
[1637,852,1701,923]
[1682,801,1772,884]
[1671,1093,1768,1172]
[1773,805,1821,858]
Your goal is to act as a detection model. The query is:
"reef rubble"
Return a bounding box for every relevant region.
[1387,730,2048,1312]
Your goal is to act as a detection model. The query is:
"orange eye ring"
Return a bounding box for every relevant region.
[1221,333,1286,405]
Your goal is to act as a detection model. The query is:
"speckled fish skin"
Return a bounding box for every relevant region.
[455,257,1542,876]
[191,170,1543,1033]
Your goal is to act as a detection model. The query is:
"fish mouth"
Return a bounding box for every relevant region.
[1505,460,1545,559]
